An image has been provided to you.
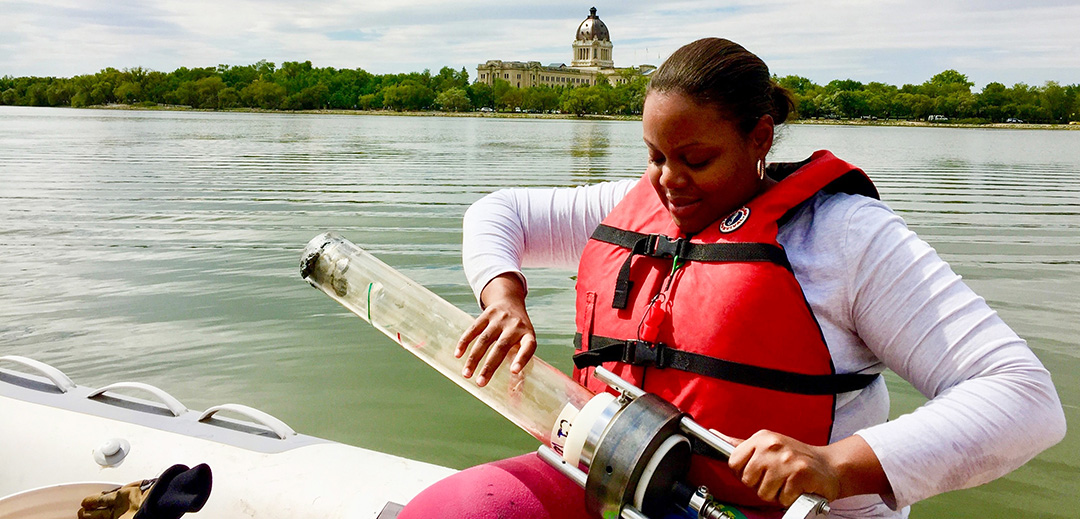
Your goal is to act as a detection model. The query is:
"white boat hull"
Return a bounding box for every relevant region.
[0,357,455,519]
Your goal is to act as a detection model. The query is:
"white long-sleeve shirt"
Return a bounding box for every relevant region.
[461,178,1066,518]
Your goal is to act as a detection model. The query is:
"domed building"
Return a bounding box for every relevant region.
[476,7,654,90]
[572,7,614,69]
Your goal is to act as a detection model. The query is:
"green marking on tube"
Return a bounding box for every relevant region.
[366,282,373,322]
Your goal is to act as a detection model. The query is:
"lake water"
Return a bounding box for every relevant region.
[1,106,1076,518]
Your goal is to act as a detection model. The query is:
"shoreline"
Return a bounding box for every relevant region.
[76,103,1080,130]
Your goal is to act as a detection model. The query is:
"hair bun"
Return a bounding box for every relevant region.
[770,82,795,124]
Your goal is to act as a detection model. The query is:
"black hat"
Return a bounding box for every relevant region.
[133,463,213,519]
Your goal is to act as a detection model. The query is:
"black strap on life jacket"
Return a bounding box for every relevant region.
[573,333,879,395]
[591,225,792,309]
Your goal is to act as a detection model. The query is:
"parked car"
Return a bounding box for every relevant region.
[927,115,949,122]
[1005,118,1024,123]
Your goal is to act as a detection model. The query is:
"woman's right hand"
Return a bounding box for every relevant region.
[455,273,537,387]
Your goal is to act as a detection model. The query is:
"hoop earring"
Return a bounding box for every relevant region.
[757,159,766,180]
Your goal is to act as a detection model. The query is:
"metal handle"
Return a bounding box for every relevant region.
[537,445,588,488]
[593,366,646,399]
[678,417,737,459]
[0,355,76,392]
[198,403,296,439]
[88,382,189,416]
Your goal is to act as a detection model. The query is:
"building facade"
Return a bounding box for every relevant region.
[476,8,654,89]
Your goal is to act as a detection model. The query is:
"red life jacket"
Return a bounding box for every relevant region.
[572,150,880,506]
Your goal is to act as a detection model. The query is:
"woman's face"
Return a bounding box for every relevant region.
[642,91,773,234]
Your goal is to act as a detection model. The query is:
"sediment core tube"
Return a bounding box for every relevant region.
[301,232,595,450]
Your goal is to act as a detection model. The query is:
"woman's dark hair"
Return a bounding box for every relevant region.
[648,38,794,135]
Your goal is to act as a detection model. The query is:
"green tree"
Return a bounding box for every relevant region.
[822,90,869,118]
[561,86,607,115]
[495,86,524,111]
[612,75,648,114]
[193,76,226,108]
[89,80,114,105]
[218,63,258,88]
[824,79,864,93]
[466,82,494,109]
[435,87,472,112]
[433,66,469,92]
[218,87,240,108]
[357,92,382,110]
[792,95,821,119]
[491,79,512,108]
[863,82,897,118]
[114,81,141,103]
[46,82,73,106]
[891,92,934,119]
[279,83,330,110]
[976,82,1008,122]
[1039,81,1073,123]
[382,80,435,110]
[776,75,817,96]
[275,61,316,95]
[241,79,286,109]
[521,86,560,113]
[927,70,973,93]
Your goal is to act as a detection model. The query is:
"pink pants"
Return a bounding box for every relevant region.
[397,452,781,519]
[398,453,590,519]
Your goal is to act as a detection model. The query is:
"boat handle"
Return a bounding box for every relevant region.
[198,403,297,439]
[0,355,76,393]
[88,382,189,417]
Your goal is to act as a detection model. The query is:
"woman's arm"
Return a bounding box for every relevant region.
[844,201,1067,509]
[725,196,1066,509]
[457,179,636,385]
[462,179,636,301]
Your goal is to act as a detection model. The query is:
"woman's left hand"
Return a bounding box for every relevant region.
[722,430,892,507]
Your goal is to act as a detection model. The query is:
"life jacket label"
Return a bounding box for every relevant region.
[719,207,750,233]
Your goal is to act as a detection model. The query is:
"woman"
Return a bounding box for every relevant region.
[401,38,1065,518]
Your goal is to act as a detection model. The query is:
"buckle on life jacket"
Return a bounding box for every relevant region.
[624,340,669,368]
[644,234,686,259]
[612,234,688,310]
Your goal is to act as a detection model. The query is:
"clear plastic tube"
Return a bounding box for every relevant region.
[300,232,595,449]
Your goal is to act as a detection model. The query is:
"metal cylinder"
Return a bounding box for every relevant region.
[585,393,690,519]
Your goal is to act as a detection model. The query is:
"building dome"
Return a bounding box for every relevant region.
[575,7,610,41]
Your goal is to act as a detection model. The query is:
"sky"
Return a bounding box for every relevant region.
[3,0,1079,90]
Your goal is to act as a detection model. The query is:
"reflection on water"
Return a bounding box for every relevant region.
[1,107,1077,518]
[569,120,611,158]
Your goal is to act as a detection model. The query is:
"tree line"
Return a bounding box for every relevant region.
[0,61,648,116]
[777,70,1079,124]
[1,61,1078,123]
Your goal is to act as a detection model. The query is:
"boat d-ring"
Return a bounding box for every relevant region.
[0,355,76,392]
[88,382,189,417]
[198,403,296,440]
